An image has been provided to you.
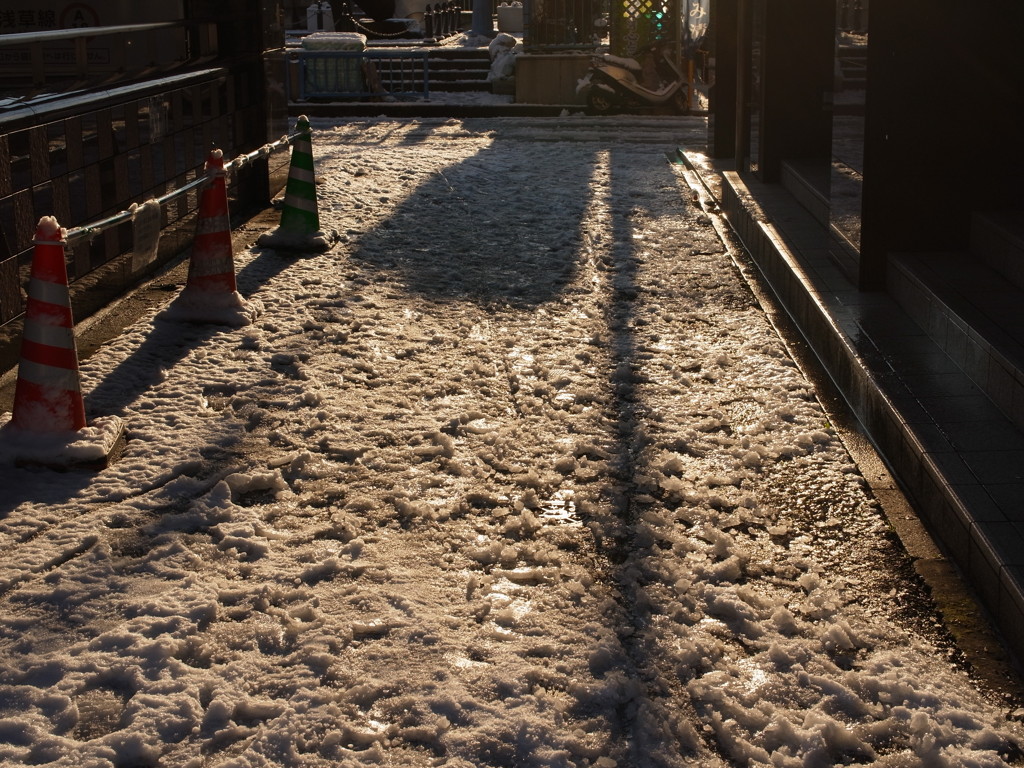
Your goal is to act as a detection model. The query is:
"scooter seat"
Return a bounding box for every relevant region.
[600,53,643,72]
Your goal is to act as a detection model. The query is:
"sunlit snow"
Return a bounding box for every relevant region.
[0,116,1020,767]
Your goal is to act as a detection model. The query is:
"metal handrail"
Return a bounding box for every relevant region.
[64,132,300,246]
[0,22,181,47]
[0,67,228,129]
[0,20,207,92]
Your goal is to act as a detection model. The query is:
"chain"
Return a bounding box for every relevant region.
[343,13,418,38]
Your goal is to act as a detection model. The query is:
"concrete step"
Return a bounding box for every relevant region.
[374,73,491,92]
[425,49,490,90]
[889,248,1024,433]
[971,211,1024,292]
[837,44,867,89]
[432,81,491,91]
[429,59,490,71]
[427,47,491,59]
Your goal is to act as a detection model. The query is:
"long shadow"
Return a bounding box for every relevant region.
[84,244,303,417]
[345,130,701,755]
[0,461,97,514]
[0,216,316,513]
[348,137,596,307]
[595,144,707,762]
[82,317,225,418]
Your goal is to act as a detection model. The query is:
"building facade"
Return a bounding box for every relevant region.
[705,0,1024,662]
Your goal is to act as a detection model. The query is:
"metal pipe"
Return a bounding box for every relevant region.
[64,131,301,247]
[0,23,180,47]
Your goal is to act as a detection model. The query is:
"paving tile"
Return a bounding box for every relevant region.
[950,483,1005,521]
[918,394,1006,423]
[961,338,993,387]
[855,306,923,338]
[989,484,1024,521]
[959,449,1024,484]
[899,371,982,399]
[908,422,954,454]
[887,394,932,424]
[974,521,1024,570]
[831,290,893,308]
[969,522,1008,607]
[1003,567,1024,606]
[985,356,1016,412]
[945,321,969,367]
[938,419,1024,452]
[924,450,982,486]
[998,572,1024,654]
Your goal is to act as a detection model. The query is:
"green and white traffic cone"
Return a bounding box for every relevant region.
[280,115,319,233]
[258,115,338,254]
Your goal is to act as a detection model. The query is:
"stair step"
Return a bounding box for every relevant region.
[890,251,1024,435]
[430,81,492,91]
[972,211,1024,292]
[373,72,491,91]
[428,60,490,70]
[374,68,489,83]
[427,48,490,58]
[837,45,867,59]
[429,69,489,79]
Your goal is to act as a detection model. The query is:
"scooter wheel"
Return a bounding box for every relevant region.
[587,90,616,114]
[671,87,690,115]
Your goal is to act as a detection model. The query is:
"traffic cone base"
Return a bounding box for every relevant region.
[257,224,338,254]
[0,411,125,470]
[158,287,264,328]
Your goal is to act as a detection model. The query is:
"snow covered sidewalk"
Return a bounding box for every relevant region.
[0,116,1021,767]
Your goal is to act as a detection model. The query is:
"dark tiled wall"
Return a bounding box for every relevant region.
[0,71,281,327]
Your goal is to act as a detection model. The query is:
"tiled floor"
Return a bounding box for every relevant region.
[713,167,1024,663]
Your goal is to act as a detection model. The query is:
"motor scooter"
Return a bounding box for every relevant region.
[577,41,690,115]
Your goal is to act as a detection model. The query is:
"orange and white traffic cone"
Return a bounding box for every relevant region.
[11,217,85,432]
[186,149,237,295]
[160,150,262,326]
[0,216,125,468]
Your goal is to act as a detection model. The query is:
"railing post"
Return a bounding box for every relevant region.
[74,37,89,79]
[31,43,44,87]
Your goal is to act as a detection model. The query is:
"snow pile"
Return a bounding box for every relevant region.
[157,288,265,328]
[0,116,1019,767]
[487,32,519,84]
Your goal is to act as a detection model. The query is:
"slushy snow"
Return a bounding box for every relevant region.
[0,116,1020,767]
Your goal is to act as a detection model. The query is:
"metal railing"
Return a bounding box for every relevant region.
[837,0,868,33]
[63,134,298,247]
[422,2,463,38]
[0,68,287,331]
[295,50,431,100]
[0,22,217,98]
